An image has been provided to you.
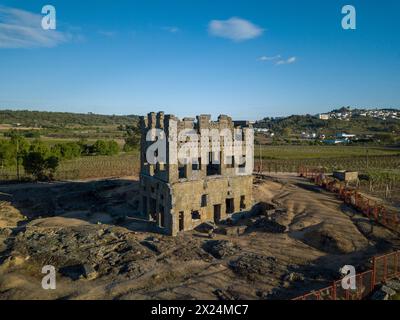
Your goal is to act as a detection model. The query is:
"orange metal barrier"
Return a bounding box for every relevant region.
[293,251,400,300]
[298,166,400,234]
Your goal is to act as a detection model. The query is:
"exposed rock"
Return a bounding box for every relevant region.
[370,284,398,300]
[216,226,247,236]
[355,220,374,235]
[371,289,389,300]
[140,240,161,254]
[213,289,238,300]
[385,279,400,291]
[229,253,278,281]
[252,217,286,233]
[11,224,155,280]
[0,227,13,237]
[195,222,216,234]
[59,264,86,280]
[283,272,305,282]
[253,202,276,216]
[381,285,396,296]
[169,239,213,262]
[82,264,98,280]
[203,240,240,259]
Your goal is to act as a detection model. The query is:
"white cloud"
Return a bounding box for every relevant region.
[208,17,263,41]
[0,5,72,48]
[162,26,180,33]
[258,55,281,61]
[276,56,297,65]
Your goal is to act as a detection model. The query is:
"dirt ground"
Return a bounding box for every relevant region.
[0,174,398,300]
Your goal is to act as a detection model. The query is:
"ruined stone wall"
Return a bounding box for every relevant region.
[139,111,254,236]
[170,175,253,235]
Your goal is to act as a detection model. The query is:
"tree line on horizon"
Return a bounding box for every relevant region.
[0,109,139,128]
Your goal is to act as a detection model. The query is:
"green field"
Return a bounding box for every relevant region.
[56,152,140,180]
[0,136,125,147]
[0,151,140,181]
[254,145,400,173]
[257,145,400,160]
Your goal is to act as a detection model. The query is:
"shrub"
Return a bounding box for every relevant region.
[92,140,119,156]
[123,125,140,151]
[29,139,50,156]
[51,142,82,160]
[22,152,59,181]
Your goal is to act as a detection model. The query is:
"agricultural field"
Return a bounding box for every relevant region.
[0,151,140,181]
[56,152,140,180]
[2,144,399,182]
[258,145,400,160]
[255,145,400,173]
[254,146,400,207]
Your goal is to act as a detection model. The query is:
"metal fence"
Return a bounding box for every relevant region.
[373,251,400,285]
[293,251,400,300]
[298,166,400,233]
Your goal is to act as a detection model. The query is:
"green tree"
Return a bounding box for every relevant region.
[92,140,119,156]
[282,127,292,137]
[77,138,91,155]
[107,140,119,155]
[22,152,59,181]
[0,140,14,168]
[92,140,108,155]
[29,139,50,156]
[51,142,82,159]
[123,125,141,151]
[374,133,395,144]
[6,133,30,179]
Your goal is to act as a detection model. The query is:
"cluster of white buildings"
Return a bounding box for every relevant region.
[358,109,399,120]
[301,132,317,139]
[299,131,357,144]
[254,127,275,137]
[318,110,352,120]
[318,108,399,121]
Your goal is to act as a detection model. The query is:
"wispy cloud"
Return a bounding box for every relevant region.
[257,54,296,66]
[98,30,117,38]
[161,26,180,33]
[276,56,297,65]
[208,17,264,42]
[258,55,281,61]
[0,5,75,48]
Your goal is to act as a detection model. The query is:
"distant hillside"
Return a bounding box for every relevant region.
[0,109,139,128]
[321,107,399,121]
[256,107,400,135]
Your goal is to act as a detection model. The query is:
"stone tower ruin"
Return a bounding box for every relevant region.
[139,112,254,236]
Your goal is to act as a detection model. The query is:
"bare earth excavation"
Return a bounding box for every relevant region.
[0,172,398,300]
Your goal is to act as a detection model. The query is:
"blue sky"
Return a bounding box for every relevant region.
[0,0,399,120]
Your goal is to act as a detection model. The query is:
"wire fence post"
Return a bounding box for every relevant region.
[331,282,337,300]
[372,256,377,287]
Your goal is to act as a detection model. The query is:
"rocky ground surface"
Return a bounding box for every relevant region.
[0,174,399,300]
[371,278,400,300]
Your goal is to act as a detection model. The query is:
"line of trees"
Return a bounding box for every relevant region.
[122,124,140,151]
[0,134,121,180]
[0,109,139,127]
